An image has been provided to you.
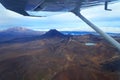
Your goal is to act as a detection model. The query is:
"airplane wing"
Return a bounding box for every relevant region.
[0,0,119,16]
[0,0,29,16]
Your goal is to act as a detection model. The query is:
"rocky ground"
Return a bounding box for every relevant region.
[0,29,120,80]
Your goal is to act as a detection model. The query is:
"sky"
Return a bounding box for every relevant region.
[0,1,120,33]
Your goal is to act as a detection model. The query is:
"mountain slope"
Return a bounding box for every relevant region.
[0,29,119,80]
[0,27,43,43]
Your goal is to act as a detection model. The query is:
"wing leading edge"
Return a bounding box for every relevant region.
[0,0,29,16]
[0,0,118,16]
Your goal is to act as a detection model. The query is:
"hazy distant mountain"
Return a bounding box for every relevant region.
[2,27,33,32]
[61,31,120,37]
[61,31,98,35]
[0,29,69,44]
[0,27,44,35]
[0,27,44,42]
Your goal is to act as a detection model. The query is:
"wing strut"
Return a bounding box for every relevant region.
[72,10,120,52]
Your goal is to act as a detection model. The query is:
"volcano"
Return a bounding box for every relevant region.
[41,29,67,38]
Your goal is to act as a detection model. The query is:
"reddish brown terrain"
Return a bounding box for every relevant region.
[0,29,120,80]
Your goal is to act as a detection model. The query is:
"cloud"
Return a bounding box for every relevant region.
[0,1,120,33]
[81,2,120,17]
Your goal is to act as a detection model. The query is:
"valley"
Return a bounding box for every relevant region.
[0,28,120,80]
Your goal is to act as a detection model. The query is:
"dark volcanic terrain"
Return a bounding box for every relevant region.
[0,28,120,80]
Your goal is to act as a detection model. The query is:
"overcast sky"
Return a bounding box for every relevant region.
[0,1,120,33]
